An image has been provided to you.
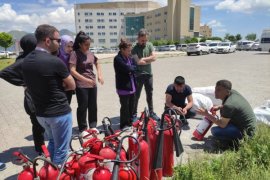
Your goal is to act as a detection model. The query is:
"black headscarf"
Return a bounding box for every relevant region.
[17,34,37,60]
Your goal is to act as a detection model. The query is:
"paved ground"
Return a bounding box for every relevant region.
[0,51,269,179]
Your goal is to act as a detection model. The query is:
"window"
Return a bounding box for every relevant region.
[114,32,117,35]
[77,12,80,16]
[120,12,124,15]
[113,12,116,16]
[79,26,81,29]
[164,12,167,15]
[261,38,270,43]
[89,12,92,16]
[109,26,117,29]
[109,12,112,16]
[97,19,105,23]
[78,19,80,22]
[97,26,105,29]
[110,39,118,43]
[99,39,106,43]
[85,12,88,16]
[97,12,104,16]
[189,7,195,31]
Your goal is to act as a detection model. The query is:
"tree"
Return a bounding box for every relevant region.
[228,35,236,43]
[245,33,257,41]
[224,33,230,40]
[0,32,13,58]
[235,34,242,41]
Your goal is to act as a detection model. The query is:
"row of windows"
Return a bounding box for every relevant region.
[81,19,119,23]
[84,32,119,36]
[81,25,120,30]
[78,12,124,16]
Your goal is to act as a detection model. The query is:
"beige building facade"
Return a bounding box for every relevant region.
[74,0,200,48]
[200,24,212,38]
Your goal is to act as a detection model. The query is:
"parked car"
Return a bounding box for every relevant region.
[250,42,261,51]
[186,43,210,56]
[236,41,254,51]
[89,47,98,53]
[216,42,236,53]
[176,44,187,51]
[208,42,220,53]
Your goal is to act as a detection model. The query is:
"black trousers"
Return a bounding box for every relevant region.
[134,74,153,115]
[76,87,97,131]
[119,94,135,128]
[24,93,45,153]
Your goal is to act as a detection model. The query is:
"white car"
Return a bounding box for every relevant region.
[216,42,236,53]
[208,43,220,53]
[187,43,210,56]
[163,45,176,51]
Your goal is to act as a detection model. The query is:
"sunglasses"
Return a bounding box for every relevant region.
[50,38,61,43]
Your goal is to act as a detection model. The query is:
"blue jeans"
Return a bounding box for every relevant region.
[37,112,72,165]
[211,123,243,141]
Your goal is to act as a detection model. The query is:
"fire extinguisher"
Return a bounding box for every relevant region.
[33,145,66,180]
[92,165,112,180]
[193,108,218,141]
[129,108,151,180]
[151,108,181,180]
[162,109,184,177]
[13,151,36,180]
[111,135,140,180]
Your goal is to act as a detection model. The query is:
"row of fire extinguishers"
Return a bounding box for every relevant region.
[13,107,217,180]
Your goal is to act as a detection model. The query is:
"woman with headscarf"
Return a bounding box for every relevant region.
[58,35,74,104]
[0,34,45,154]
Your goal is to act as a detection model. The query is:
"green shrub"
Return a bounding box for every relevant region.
[173,124,270,180]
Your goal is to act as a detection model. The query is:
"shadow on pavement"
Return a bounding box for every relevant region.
[5,174,17,180]
[187,136,224,154]
[254,52,270,55]
[0,146,38,164]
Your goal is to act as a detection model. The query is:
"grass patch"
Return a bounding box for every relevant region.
[173,124,270,180]
[0,58,15,70]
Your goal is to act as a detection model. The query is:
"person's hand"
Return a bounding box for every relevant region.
[182,108,187,115]
[212,105,222,111]
[86,79,96,86]
[196,108,209,116]
[98,76,104,85]
[174,106,184,115]
[137,59,147,65]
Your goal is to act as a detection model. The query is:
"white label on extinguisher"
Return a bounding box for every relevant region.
[196,117,210,134]
[104,161,114,172]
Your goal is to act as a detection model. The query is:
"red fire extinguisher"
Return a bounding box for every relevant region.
[162,109,184,177]
[13,151,36,180]
[193,108,218,141]
[111,135,140,180]
[33,145,68,180]
[92,165,112,180]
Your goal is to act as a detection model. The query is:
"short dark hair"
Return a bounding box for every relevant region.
[35,24,58,43]
[138,28,149,37]
[174,76,185,85]
[118,38,132,50]
[216,80,232,90]
[73,31,91,51]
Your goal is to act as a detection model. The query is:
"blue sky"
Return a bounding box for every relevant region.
[0,0,270,39]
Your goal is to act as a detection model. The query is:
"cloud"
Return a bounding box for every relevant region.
[0,3,74,33]
[207,20,223,27]
[51,0,68,7]
[215,0,270,13]
[193,0,221,7]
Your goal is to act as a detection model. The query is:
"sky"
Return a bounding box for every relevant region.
[0,0,270,39]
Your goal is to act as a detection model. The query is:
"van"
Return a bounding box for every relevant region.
[260,29,270,52]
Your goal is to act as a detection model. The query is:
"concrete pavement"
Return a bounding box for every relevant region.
[0,51,269,179]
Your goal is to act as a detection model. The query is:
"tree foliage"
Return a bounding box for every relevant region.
[0,32,13,57]
[245,33,257,41]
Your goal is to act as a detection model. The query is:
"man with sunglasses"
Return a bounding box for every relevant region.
[196,80,256,148]
[22,24,75,165]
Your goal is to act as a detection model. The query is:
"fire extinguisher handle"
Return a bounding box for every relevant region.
[41,145,50,158]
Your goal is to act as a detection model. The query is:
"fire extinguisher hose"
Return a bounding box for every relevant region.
[33,156,58,178]
[111,135,141,180]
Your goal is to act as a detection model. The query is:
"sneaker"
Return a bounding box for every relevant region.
[150,112,160,121]
[80,130,90,139]
[0,162,6,171]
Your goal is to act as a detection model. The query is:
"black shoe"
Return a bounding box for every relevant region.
[0,162,6,171]
[150,112,160,121]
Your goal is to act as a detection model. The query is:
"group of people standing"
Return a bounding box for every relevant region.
[0,25,160,166]
[0,24,257,168]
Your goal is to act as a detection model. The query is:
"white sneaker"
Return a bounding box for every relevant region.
[80,130,90,139]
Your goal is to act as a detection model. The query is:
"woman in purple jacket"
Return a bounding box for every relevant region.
[114,38,137,130]
[58,35,74,104]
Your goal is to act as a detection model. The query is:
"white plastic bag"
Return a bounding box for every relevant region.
[192,86,222,105]
[254,100,270,126]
